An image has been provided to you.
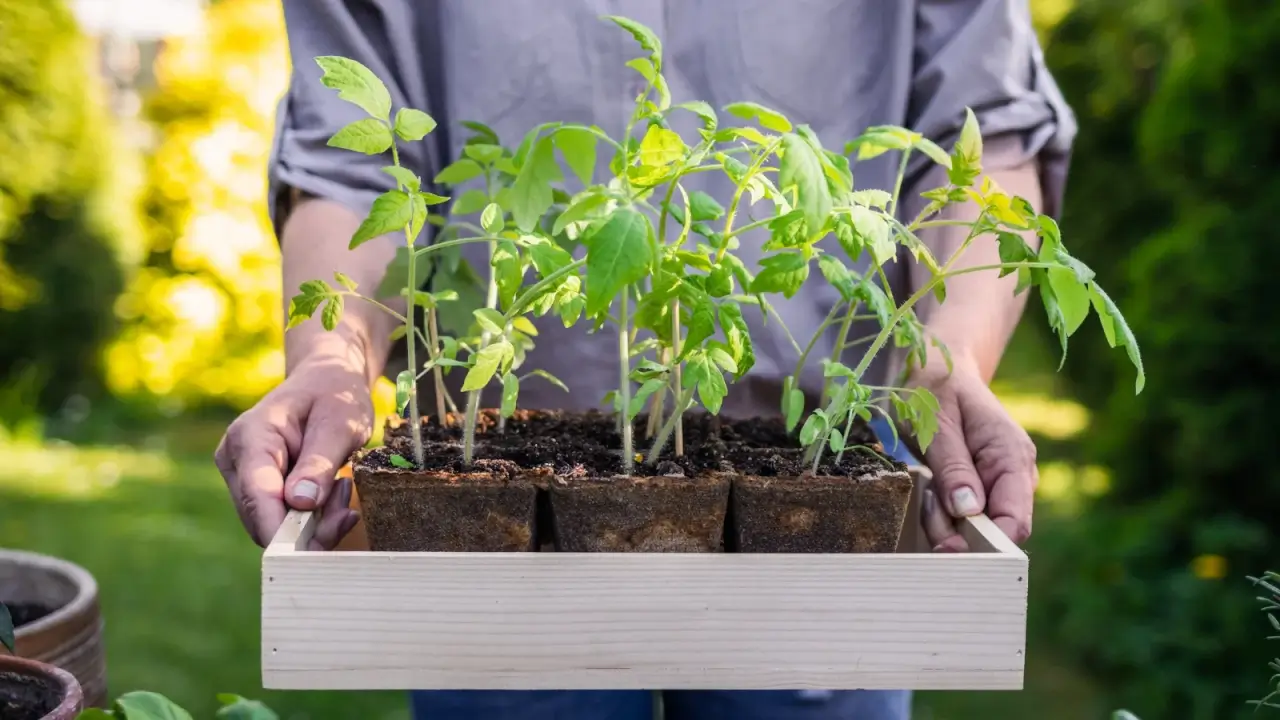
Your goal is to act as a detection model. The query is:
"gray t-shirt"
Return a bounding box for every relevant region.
[268,0,1075,417]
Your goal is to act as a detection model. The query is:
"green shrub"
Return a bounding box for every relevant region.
[1036,1,1280,716]
[0,0,132,416]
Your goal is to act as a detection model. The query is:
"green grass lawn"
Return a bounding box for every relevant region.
[0,321,1113,719]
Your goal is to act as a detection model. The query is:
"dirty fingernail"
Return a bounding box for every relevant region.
[292,480,319,502]
[923,489,937,515]
[951,487,980,516]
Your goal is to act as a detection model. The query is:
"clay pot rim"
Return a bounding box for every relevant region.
[0,549,97,641]
[0,654,84,719]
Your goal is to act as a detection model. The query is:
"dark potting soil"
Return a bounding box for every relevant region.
[5,603,53,628]
[374,410,902,480]
[0,671,59,720]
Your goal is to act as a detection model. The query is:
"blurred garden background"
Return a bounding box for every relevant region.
[1,0,1276,718]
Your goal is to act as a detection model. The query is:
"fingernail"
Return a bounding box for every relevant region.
[951,487,980,516]
[923,490,937,515]
[339,512,360,537]
[292,480,319,502]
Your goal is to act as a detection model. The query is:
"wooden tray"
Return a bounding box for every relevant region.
[261,468,1027,691]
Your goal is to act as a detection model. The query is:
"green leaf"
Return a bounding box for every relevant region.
[463,143,504,164]
[906,388,941,452]
[389,454,414,469]
[473,307,506,336]
[675,101,717,130]
[628,378,667,421]
[351,190,413,248]
[799,412,827,447]
[724,101,792,132]
[525,369,569,393]
[719,303,755,379]
[706,264,733,298]
[584,208,654,317]
[78,710,116,720]
[554,127,596,186]
[750,253,810,298]
[783,381,804,432]
[394,107,437,141]
[915,137,952,169]
[114,690,195,720]
[553,192,609,235]
[0,602,13,653]
[481,203,504,235]
[381,165,420,192]
[327,118,393,155]
[1048,267,1090,336]
[320,294,343,331]
[847,206,894,266]
[462,340,514,391]
[604,15,663,68]
[492,240,524,309]
[528,237,575,277]
[511,136,562,232]
[286,280,331,329]
[687,190,725,222]
[435,158,485,186]
[949,108,983,187]
[419,191,449,206]
[828,427,845,453]
[818,254,856,301]
[779,132,832,234]
[394,369,414,415]
[683,293,717,353]
[637,126,685,167]
[850,189,892,210]
[461,120,501,145]
[845,126,915,161]
[1089,283,1145,393]
[685,351,728,414]
[708,345,738,374]
[451,189,489,216]
[215,694,279,720]
[501,373,520,417]
[332,271,357,291]
[315,56,391,120]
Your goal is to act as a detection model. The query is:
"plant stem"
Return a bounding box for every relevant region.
[647,385,695,464]
[503,258,586,320]
[426,308,453,416]
[820,302,860,407]
[788,302,846,401]
[389,139,425,467]
[619,288,634,474]
[463,238,500,465]
[717,138,783,264]
[671,298,684,457]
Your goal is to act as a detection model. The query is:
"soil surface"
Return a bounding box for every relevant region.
[5,603,53,628]
[0,671,59,720]
[379,410,902,480]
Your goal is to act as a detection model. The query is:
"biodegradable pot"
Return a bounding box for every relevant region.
[351,445,542,552]
[0,651,85,720]
[0,550,106,709]
[548,474,731,552]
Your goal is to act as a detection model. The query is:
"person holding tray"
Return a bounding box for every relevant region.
[216,1,1070,718]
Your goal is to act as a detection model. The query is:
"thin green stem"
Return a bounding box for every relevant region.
[788,302,846,398]
[503,258,586,320]
[647,385,695,464]
[389,139,426,466]
[619,289,634,475]
[911,219,973,231]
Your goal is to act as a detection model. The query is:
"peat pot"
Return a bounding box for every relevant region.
[0,654,84,720]
[0,549,106,708]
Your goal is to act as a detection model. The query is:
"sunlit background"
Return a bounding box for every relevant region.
[0,0,1275,718]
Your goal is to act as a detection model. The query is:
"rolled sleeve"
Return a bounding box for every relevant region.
[906,0,1077,217]
[268,0,431,238]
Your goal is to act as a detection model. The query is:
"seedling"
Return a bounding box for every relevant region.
[289,15,1144,482]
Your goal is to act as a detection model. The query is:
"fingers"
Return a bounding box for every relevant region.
[216,430,290,547]
[283,400,368,511]
[921,489,969,552]
[309,477,361,550]
[980,432,1038,545]
[922,398,988,522]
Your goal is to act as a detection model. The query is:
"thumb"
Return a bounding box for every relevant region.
[285,406,366,510]
[924,409,987,521]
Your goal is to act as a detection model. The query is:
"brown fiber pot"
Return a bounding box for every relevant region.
[0,654,84,720]
[730,468,914,553]
[0,550,106,708]
[351,446,543,552]
[548,474,731,552]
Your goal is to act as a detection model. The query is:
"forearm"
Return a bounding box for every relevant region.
[908,135,1043,383]
[281,195,404,385]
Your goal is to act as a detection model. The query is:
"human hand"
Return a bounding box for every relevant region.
[910,355,1038,552]
[214,352,373,549]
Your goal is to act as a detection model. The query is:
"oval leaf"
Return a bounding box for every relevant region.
[328,118,393,155]
[315,56,391,120]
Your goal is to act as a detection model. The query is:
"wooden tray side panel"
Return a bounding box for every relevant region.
[262,550,1027,691]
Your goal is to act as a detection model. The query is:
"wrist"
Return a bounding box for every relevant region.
[285,320,377,380]
[907,337,981,387]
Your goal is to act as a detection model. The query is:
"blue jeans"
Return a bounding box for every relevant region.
[409,416,917,720]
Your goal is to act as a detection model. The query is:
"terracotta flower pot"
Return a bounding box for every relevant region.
[0,654,83,720]
[0,550,106,708]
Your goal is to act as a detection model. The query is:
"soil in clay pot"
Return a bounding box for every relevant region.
[721,416,915,553]
[0,656,82,720]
